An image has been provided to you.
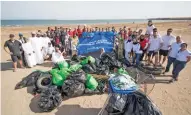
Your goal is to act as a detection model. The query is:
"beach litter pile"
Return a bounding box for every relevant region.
[14,51,161,114]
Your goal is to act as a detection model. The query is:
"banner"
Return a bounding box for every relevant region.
[77,32,115,56]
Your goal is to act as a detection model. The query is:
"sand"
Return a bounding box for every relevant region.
[1,21,191,115]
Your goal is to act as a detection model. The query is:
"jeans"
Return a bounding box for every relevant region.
[133,53,141,66]
[165,56,176,72]
[172,60,186,79]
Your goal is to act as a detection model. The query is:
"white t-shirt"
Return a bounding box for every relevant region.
[176,49,191,62]
[160,35,176,50]
[168,42,182,58]
[51,52,65,63]
[148,36,163,51]
[132,43,143,54]
[125,41,133,52]
[146,25,155,35]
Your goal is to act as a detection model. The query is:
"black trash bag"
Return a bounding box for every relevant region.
[38,86,62,112]
[62,80,85,97]
[119,58,131,67]
[95,58,102,67]
[96,65,110,75]
[67,70,86,83]
[15,71,42,89]
[82,64,96,74]
[106,93,128,113]
[96,79,107,93]
[123,91,162,115]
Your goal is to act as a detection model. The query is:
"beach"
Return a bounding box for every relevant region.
[1,21,191,115]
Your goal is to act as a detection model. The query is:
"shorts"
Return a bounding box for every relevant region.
[148,51,158,57]
[159,49,169,56]
[11,54,22,62]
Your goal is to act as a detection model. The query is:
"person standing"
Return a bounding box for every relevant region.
[169,43,191,83]
[77,25,82,38]
[4,34,24,72]
[22,38,37,67]
[18,33,27,67]
[159,28,176,66]
[147,28,163,67]
[132,39,143,66]
[29,32,44,64]
[146,20,155,35]
[164,36,183,74]
[139,34,149,61]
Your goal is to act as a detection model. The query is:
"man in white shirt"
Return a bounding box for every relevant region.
[147,28,163,66]
[42,42,55,60]
[159,28,176,66]
[145,20,155,35]
[164,36,182,73]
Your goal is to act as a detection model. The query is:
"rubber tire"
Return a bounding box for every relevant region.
[36,73,52,90]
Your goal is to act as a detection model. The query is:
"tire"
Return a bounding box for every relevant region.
[36,73,52,90]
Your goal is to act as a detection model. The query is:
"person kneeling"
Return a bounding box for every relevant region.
[42,42,54,60]
[51,46,65,64]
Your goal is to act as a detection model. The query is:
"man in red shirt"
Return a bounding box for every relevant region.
[139,34,149,61]
[68,28,73,38]
[73,28,78,38]
[77,25,82,38]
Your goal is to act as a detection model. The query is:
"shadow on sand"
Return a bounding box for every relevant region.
[1,61,13,71]
[55,105,101,115]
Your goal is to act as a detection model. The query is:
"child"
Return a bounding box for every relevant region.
[132,39,143,66]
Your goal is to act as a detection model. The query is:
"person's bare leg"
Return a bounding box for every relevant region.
[159,55,162,64]
[148,56,151,65]
[162,56,167,65]
[154,55,159,67]
[18,59,24,68]
[13,62,17,72]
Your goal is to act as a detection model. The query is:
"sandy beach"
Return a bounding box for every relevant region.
[1,21,191,115]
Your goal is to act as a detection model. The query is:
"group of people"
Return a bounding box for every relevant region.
[4,20,191,83]
[115,20,190,83]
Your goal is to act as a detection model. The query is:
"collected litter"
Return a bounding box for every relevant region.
[15,52,160,114]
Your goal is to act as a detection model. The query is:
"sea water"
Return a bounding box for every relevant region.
[0,19,180,27]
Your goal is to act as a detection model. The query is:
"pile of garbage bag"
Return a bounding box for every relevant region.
[105,91,162,115]
[15,52,161,113]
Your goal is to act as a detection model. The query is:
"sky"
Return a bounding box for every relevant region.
[1,1,191,20]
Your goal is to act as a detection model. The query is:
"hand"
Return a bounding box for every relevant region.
[10,52,13,55]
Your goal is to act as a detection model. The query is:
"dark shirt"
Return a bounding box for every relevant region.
[4,40,22,55]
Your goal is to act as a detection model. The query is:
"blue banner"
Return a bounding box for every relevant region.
[77,32,115,55]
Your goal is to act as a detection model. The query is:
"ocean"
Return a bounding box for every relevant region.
[1,19,183,27]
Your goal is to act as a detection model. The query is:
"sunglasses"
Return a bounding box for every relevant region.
[153,31,157,32]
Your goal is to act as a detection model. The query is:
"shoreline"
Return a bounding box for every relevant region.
[1,20,190,28]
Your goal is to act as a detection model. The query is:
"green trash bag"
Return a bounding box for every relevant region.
[50,68,59,74]
[85,74,98,90]
[57,61,69,69]
[87,56,95,64]
[69,64,82,72]
[117,68,129,75]
[51,72,64,86]
[80,58,89,65]
[57,69,70,80]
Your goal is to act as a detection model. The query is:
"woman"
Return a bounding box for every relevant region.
[169,43,191,83]
[132,39,143,66]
